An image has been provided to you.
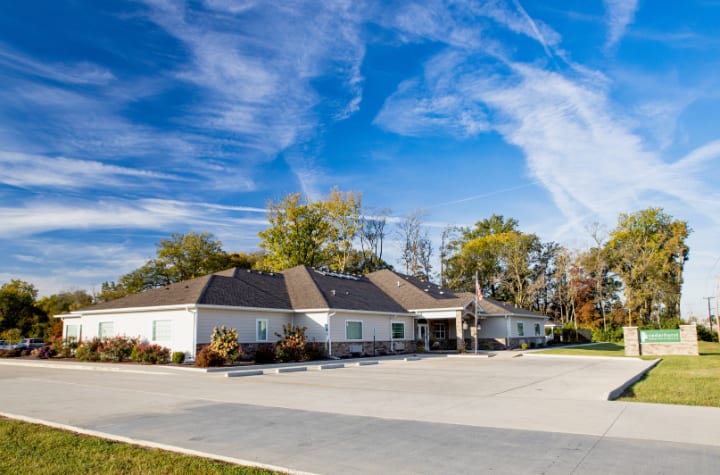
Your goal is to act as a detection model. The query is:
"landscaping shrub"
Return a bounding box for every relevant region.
[209,326,241,362]
[172,351,186,364]
[253,347,275,364]
[36,345,55,359]
[195,347,225,367]
[98,336,139,362]
[696,325,718,342]
[49,336,77,358]
[131,343,170,364]
[0,349,20,358]
[75,337,103,362]
[274,324,307,363]
[591,326,624,343]
[529,342,536,349]
[520,342,528,350]
[303,342,326,361]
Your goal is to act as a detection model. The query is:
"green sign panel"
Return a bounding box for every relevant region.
[640,329,681,343]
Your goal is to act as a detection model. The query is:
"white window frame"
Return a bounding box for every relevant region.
[256,319,268,342]
[433,322,446,340]
[99,322,114,338]
[517,322,524,337]
[391,321,405,340]
[152,320,172,341]
[65,324,80,341]
[534,322,541,336]
[345,320,363,341]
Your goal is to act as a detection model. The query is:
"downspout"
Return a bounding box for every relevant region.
[187,306,197,361]
[389,316,393,353]
[505,315,510,350]
[327,311,336,356]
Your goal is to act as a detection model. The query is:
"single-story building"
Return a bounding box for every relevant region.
[367,269,547,350]
[60,266,416,359]
[59,265,546,359]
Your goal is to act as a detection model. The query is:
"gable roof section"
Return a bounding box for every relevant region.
[367,269,471,310]
[477,297,546,318]
[74,265,544,319]
[302,267,408,313]
[281,265,328,310]
[84,273,215,311]
[199,269,291,309]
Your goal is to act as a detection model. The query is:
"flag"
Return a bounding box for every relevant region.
[475,274,483,301]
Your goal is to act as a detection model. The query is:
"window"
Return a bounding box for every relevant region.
[517,322,524,337]
[256,319,268,341]
[346,320,363,340]
[534,323,541,336]
[153,320,172,341]
[391,322,405,339]
[65,324,80,341]
[99,322,114,338]
[434,323,446,339]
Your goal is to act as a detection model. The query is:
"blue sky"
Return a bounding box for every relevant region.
[1,1,719,318]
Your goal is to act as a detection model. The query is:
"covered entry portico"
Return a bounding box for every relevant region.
[415,305,477,351]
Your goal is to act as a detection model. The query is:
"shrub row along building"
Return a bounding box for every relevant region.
[59,265,546,360]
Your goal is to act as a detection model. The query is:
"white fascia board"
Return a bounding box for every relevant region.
[55,313,82,320]
[410,307,464,313]
[481,313,547,319]
[196,304,291,314]
[67,304,197,317]
[294,308,415,317]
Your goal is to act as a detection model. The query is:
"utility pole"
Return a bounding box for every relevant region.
[703,296,715,337]
[715,276,719,340]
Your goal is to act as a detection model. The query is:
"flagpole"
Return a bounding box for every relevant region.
[474,272,479,355]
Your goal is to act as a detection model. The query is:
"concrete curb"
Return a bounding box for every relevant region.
[607,358,662,401]
[0,359,175,375]
[0,411,315,475]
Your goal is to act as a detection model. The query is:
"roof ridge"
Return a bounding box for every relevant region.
[196,274,216,304]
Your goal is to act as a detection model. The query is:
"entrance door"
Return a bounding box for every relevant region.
[417,324,429,350]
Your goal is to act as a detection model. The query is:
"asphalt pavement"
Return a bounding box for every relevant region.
[1,354,719,474]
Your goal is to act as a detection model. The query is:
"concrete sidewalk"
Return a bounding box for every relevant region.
[1,355,719,474]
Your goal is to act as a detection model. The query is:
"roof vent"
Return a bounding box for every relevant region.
[439,291,444,294]
[424,289,429,292]
[246,269,251,273]
[345,291,349,295]
[331,289,336,296]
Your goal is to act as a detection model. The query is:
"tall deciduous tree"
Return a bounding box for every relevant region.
[0,279,47,336]
[397,210,433,280]
[358,208,391,273]
[97,232,233,300]
[258,193,330,271]
[324,188,362,272]
[605,208,690,327]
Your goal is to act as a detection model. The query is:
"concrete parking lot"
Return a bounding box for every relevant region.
[1,354,719,474]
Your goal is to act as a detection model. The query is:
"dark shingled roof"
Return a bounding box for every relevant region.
[77,265,543,318]
[477,297,544,318]
[302,267,407,313]
[367,269,472,310]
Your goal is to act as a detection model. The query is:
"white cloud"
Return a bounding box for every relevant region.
[139,0,367,192]
[604,0,639,50]
[0,198,269,238]
[0,151,179,189]
[374,52,490,137]
[0,44,115,86]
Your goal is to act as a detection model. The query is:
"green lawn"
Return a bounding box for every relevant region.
[538,341,720,407]
[618,341,720,407]
[538,342,626,357]
[0,418,281,475]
